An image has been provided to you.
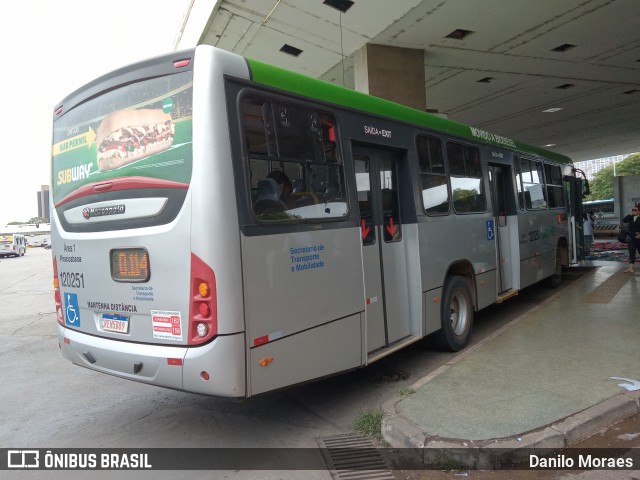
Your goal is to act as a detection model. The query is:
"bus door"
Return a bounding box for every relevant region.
[354,146,411,354]
[488,164,519,297]
[569,177,586,262]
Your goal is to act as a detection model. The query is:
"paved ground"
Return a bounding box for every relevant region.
[4,246,638,479]
[382,255,640,479]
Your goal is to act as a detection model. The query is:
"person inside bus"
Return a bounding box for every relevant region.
[622,204,640,273]
[267,170,294,206]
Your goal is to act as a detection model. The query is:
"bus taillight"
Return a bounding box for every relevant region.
[189,254,217,345]
[53,257,64,326]
[174,58,191,68]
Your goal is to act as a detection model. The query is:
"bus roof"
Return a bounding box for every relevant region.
[246,58,572,165]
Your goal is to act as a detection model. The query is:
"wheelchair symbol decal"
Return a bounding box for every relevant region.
[64,292,81,327]
[486,220,495,241]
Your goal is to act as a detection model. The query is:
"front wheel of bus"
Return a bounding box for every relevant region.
[433,275,473,352]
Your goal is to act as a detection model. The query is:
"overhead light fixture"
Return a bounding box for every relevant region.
[323,0,354,13]
[556,83,575,89]
[542,107,564,113]
[551,44,576,52]
[544,143,556,147]
[445,29,474,40]
[280,44,303,57]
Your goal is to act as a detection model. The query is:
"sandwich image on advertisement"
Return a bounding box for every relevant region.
[96,108,175,172]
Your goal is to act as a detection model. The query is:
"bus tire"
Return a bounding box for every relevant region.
[433,275,473,352]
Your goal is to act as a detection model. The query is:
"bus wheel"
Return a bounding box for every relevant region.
[433,275,473,352]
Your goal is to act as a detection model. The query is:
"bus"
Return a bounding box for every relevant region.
[51,45,585,398]
[582,198,619,236]
[0,234,27,257]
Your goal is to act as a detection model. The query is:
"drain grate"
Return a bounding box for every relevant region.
[317,433,395,480]
[584,268,631,304]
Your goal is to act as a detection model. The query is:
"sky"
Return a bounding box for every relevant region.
[0,0,192,226]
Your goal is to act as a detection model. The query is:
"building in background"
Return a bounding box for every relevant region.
[37,185,50,222]
[573,154,632,180]
[615,174,640,220]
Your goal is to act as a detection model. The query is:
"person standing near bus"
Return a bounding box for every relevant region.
[583,211,594,255]
[622,204,640,273]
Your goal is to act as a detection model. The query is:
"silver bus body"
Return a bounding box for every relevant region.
[51,46,580,398]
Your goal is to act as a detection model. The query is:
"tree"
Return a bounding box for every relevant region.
[5,218,47,225]
[585,153,640,201]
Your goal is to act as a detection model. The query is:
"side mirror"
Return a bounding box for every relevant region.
[568,169,590,199]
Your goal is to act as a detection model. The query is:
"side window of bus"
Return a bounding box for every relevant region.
[544,163,566,208]
[243,99,277,156]
[417,135,449,214]
[517,157,547,209]
[446,142,486,214]
[240,96,347,222]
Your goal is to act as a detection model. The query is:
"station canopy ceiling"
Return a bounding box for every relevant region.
[177,0,640,162]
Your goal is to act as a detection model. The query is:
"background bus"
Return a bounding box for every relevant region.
[51,45,582,398]
[0,234,27,257]
[582,198,619,236]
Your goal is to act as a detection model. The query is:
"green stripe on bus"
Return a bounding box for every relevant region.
[246,59,572,165]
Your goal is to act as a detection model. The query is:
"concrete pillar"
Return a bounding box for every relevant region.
[354,44,426,111]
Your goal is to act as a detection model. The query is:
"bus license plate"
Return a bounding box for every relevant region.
[101,313,130,334]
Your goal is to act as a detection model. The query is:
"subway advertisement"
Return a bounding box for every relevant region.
[52,71,194,204]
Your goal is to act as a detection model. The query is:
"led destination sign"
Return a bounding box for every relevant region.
[110,248,150,283]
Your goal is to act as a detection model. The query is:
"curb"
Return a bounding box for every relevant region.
[382,390,639,469]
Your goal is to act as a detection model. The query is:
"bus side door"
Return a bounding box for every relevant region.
[488,163,520,295]
[354,146,411,354]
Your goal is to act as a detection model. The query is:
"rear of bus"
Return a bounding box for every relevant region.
[51,47,249,397]
[0,234,25,257]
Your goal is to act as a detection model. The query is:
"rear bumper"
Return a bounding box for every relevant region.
[58,325,246,397]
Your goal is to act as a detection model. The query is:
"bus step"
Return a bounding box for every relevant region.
[496,288,518,304]
[366,335,422,364]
